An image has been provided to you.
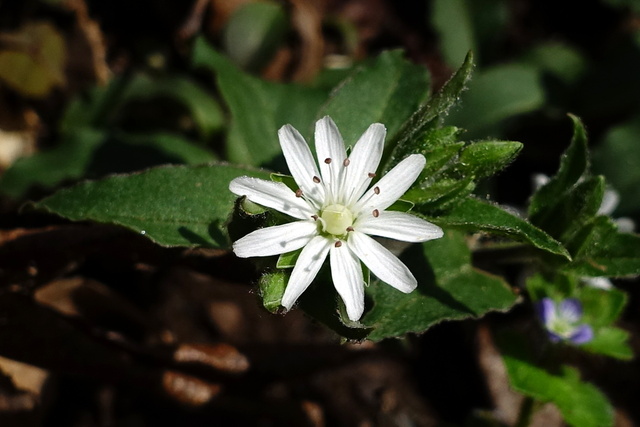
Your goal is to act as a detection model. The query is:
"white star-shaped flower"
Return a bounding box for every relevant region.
[229,116,444,321]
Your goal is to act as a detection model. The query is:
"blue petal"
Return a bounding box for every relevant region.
[569,324,594,344]
[559,298,583,322]
[547,331,563,343]
[535,298,556,325]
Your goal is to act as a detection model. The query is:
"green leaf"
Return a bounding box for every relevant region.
[529,115,589,221]
[192,36,327,167]
[385,52,474,172]
[582,326,633,360]
[404,177,475,211]
[276,249,301,269]
[222,1,288,71]
[0,130,216,199]
[498,332,614,427]
[61,74,224,139]
[361,231,517,341]
[565,216,640,277]
[317,50,430,149]
[428,197,570,259]
[31,163,271,248]
[457,140,522,179]
[0,128,104,199]
[445,64,545,139]
[580,286,628,327]
[593,114,640,214]
[535,176,606,241]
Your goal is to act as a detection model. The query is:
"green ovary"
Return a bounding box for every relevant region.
[321,204,354,236]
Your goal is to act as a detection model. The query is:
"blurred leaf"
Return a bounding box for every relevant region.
[0,129,103,199]
[222,1,288,71]
[429,198,570,259]
[385,52,474,172]
[582,326,633,360]
[192,36,327,167]
[580,286,627,327]
[565,216,640,277]
[431,0,476,67]
[520,43,587,85]
[445,64,544,138]
[498,332,614,427]
[32,164,271,248]
[593,114,640,215]
[0,130,215,199]
[361,231,517,341]
[318,50,430,150]
[0,22,66,97]
[61,74,224,139]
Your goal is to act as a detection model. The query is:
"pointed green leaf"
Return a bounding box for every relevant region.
[362,231,517,341]
[565,216,640,277]
[259,271,287,313]
[582,326,633,360]
[385,52,474,172]
[318,50,430,150]
[428,197,570,259]
[31,163,271,248]
[529,115,589,220]
[457,140,522,179]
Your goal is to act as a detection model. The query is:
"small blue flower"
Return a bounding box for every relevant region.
[536,298,594,345]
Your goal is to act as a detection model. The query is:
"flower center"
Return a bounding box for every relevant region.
[549,317,576,338]
[321,204,354,236]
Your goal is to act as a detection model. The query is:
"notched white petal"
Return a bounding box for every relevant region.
[281,236,331,309]
[315,116,346,202]
[343,123,386,205]
[354,154,426,214]
[355,211,443,243]
[229,176,314,220]
[349,231,417,293]
[232,221,317,258]
[330,244,365,321]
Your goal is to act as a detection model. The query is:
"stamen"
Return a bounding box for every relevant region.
[324,158,332,164]
[374,186,380,195]
[368,172,376,178]
[372,209,379,217]
[334,241,342,248]
[313,176,321,183]
[295,189,303,197]
[311,215,319,221]
[346,226,354,232]
[343,158,350,167]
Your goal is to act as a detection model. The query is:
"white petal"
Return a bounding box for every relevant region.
[232,221,317,258]
[330,243,365,321]
[355,211,443,242]
[229,176,314,220]
[343,123,386,205]
[315,117,346,203]
[278,124,325,205]
[281,235,331,309]
[349,231,417,293]
[354,154,426,214]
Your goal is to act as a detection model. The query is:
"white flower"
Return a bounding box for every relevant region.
[229,116,443,321]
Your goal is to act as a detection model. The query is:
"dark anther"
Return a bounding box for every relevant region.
[368,172,376,178]
[372,209,379,217]
[295,189,303,197]
[374,186,380,195]
[311,215,319,221]
[324,158,332,164]
[346,226,354,232]
[313,176,321,183]
[334,241,343,247]
[343,158,350,167]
